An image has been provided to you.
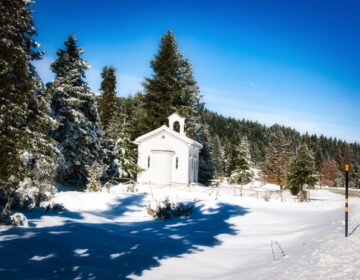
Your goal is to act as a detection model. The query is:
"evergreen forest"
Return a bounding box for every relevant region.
[1,0,359,212]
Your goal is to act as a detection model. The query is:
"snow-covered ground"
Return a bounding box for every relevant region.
[1,182,359,280]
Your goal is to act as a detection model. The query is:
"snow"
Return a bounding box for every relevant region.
[1,183,359,279]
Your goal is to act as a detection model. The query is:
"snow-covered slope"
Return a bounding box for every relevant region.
[1,184,359,280]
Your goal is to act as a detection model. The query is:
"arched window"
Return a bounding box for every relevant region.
[173,121,180,133]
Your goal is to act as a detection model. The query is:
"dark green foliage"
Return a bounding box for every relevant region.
[198,135,214,186]
[142,30,181,130]
[211,135,225,179]
[0,0,40,188]
[0,0,58,207]
[142,30,201,133]
[203,110,270,166]
[202,109,360,187]
[86,161,102,192]
[147,198,194,220]
[140,29,212,183]
[97,66,119,178]
[99,67,142,180]
[50,35,104,188]
[229,136,254,185]
[192,106,214,185]
[112,116,142,180]
[286,143,318,195]
[262,128,292,189]
[99,66,117,130]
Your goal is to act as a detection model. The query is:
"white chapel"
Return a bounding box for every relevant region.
[134,113,202,185]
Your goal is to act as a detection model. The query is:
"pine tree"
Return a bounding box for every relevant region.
[0,0,58,207]
[49,35,104,188]
[229,136,254,185]
[113,116,141,180]
[178,57,202,138]
[211,135,225,179]
[98,66,117,131]
[141,29,212,183]
[102,93,142,180]
[98,66,119,178]
[226,137,239,178]
[197,130,214,185]
[142,30,201,132]
[287,143,318,195]
[122,93,147,140]
[86,161,102,192]
[262,128,291,191]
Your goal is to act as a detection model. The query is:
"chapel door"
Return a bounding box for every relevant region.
[151,150,173,185]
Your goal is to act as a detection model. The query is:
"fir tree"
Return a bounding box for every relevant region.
[0,0,58,207]
[226,136,240,178]
[229,136,254,185]
[141,29,212,183]
[286,143,318,195]
[49,35,104,188]
[116,93,148,141]
[262,128,291,191]
[192,106,214,185]
[114,116,141,180]
[211,135,225,179]
[98,66,117,131]
[98,66,119,178]
[197,131,214,185]
[142,30,201,132]
[86,161,102,192]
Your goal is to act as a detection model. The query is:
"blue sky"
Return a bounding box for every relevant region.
[32,0,360,143]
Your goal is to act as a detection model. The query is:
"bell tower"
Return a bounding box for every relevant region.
[168,113,185,135]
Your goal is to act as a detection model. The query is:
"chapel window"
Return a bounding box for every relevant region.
[173,121,180,133]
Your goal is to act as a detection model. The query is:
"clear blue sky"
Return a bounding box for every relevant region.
[32,0,360,143]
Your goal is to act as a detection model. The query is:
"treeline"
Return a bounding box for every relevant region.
[199,110,360,188]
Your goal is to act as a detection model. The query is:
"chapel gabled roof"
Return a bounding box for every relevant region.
[134,125,203,149]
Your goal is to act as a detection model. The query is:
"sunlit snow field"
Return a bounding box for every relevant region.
[1,181,359,280]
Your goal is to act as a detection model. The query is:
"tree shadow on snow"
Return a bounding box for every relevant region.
[0,196,249,279]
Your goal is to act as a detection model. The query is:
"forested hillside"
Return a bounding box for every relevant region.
[201,109,360,188]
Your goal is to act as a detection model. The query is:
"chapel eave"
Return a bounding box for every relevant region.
[134,125,202,149]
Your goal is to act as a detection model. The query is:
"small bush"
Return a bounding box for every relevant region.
[52,203,65,212]
[0,211,28,226]
[147,198,194,220]
[86,161,102,192]
[10,213,28,226]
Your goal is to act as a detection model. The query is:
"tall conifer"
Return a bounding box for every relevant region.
[50,35,104,188]
[142,30,201,132]
[99,66,117,130]
[287,143,318,195]
[262,128,291,190]
[229,136,254,185]
[142,30,212,184]
[0,0,57,207]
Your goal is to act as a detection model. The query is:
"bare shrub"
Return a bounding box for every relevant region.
[147,198,195,219]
